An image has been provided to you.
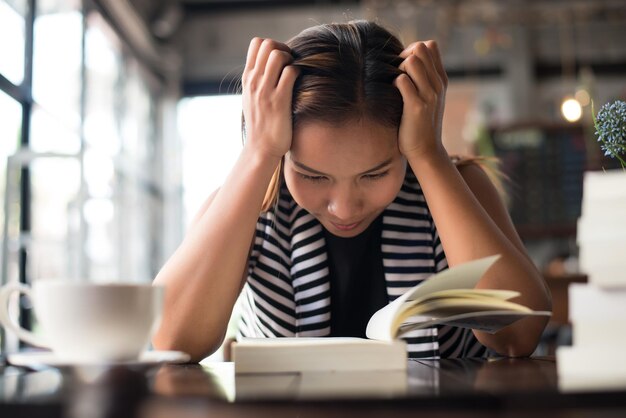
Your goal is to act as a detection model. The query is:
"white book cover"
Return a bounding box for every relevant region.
[557,345,626,390]
[581,170,626,201]
[579,240,626,269]
[577,267,626,288]
[576,217,626,243]
[571,319,626,347]
[569,283,626,321]
[581,199,626,219]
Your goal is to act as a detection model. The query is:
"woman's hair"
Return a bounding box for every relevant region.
[256,20,507,211]
[260,20,405,211]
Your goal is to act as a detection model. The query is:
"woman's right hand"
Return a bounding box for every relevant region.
[242,38,299,161]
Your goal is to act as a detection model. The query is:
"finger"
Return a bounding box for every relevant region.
[425,40,448,87]
[255,39,291,75]
[245,37,264,72]
[399,55,436,101]
[413,42,443,93]
[400,41,448,90]
[393,73,422,106]
[276,65,300,96]
[263,50,293,88]
[399,41,419,59]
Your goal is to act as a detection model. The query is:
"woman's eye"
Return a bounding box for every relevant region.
[363,171,389,180]
[298,173,327,182]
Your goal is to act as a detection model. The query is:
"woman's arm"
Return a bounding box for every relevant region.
[394,40,550,356]
[152,38,298,361]
[152,150,279,361]
[410,155,551,356]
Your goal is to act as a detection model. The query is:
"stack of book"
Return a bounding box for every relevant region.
[557,169,626,390]
[576,170,626,287]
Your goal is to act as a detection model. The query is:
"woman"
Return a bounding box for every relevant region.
[153,20,551,361]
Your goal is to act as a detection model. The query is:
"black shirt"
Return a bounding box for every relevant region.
[323,214,389,337]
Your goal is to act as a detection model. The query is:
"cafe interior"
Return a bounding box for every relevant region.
[1,0,626,417]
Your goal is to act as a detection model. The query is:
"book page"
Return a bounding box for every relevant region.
[397,310,551,335]
[233,337,407,373]
[366,255,501,341]
[410,288,520,302]
[390,289,521,325]
[391,297,532,331]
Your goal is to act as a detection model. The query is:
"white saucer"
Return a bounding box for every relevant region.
[7,350,191,368]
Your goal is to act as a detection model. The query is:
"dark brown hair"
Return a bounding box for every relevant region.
[261,20,405,211]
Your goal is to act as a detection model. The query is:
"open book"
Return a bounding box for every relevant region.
[232,255,551,373]
[365,254,551,340]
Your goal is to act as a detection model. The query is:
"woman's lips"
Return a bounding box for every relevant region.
[330,221,361,231]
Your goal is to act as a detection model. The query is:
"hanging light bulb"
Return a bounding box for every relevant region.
[561,96,582,122]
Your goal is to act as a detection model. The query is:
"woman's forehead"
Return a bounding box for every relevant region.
[292,120,397,148]
[289,120,400,173]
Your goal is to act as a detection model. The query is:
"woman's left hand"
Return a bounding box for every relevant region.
[394,40,448,161]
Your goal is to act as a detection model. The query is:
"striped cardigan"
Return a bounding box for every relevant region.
[237,168,489,358]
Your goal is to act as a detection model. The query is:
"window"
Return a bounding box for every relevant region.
[0,0,27,85]
[32,2,82,133]
[0,89,21,272]
[177,94,244,361]
[178,95,242,226]
[1,0,175,353]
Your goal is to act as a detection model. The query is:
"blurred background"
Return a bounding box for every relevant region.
[1,0,625,355]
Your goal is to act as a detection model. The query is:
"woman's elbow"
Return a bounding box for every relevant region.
[152,326,226,363]
[500,315,551,357]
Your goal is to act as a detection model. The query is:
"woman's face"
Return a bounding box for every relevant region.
[284,119,407,238]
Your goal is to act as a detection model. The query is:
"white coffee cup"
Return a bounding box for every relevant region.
[0,281,165,362]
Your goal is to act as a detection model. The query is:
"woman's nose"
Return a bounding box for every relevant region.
[327,186,363,221]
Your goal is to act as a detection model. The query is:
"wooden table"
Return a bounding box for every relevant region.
[1,356,625,418]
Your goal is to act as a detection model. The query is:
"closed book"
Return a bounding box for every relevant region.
[577,217,626,243]
[581,170,626,201]
[557,345,626,390]
[577,266,626,288]
[581,199,626,219]
[578,242,626,287]
[578,240,626,271]
[569,283,626,321]
[571,319,626,347]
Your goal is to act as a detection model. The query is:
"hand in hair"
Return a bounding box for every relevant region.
[242,38,300,160]
[394,40,449,161]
